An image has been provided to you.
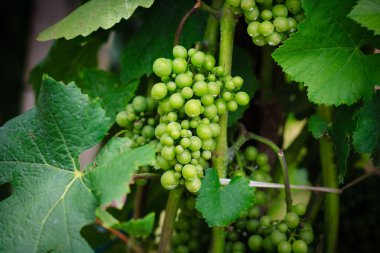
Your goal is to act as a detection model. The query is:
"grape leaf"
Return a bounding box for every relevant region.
[120,0,206,83]
[80,69,139,122]
[37,0,155,41]
[228,47,259,126]
[272,0,380,106]
[348,0,380,35]
[29,34,107,95]
[115,212,155,237]
[0,76,110,253]
[195,169,255,227]
[86,138,155,208]
[0,77,155,253]
[329,106,357,182]
[308,114,329,139]
[353,92,380,154]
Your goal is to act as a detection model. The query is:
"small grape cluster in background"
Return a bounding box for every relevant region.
[151,45,250,193]
[227,0,305,46]
[115,96,158,147]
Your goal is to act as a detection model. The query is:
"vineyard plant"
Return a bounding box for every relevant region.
[1,0,380,253]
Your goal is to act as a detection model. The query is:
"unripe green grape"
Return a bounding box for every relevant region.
[235,91,250,105]
[248,235,263,252]
[208,74,216,82]
[194,73,205,82]
[169,93,185,109]
[190,136,202,151]
[263,236,275,252]
[182,164,197,180]
[245,146,258,161]
[293,203,306,216]
[270,230,287,246]
[153,58,172,77]
[201,118,210,125]
[285,212,300,228]
[146,97,157,111]
[202,138,216,151]
[272,4,288,18]
[171,129,180,139]
[174,171,182,179]
[287,17,298,32]
[204,55,216,70]
[161,170,179,190]
[185,177,201,193]
[278,223,288,233]
[215,99,227,114]
[173,45,188,58]
[261,10,273,20]
[191,158,199,165]
[226,0,242,7]
[299,229,314,244]
[159,98,173,114]
[228,231,239,241]
[252,35,267,46]
[174,163,183,172]
[191,51,206,68]
[189,118,199,128]
[175,73,193,88]
[155,123,167,138]
[222,91,233,101]
[152,83,168,100]
[167,112,178,122]
[246,219,260,232]
[185,99,202,117]
[294,11,305,22]
[132,96,147,112]
[248,206,260,218]
[259,21,274,36]
[292,240,308,253]
[261,164,271,172]
[273,17,289,32]
[180,87,193,100]
[257,153,269,165]
[201,94,215,106]
[156,155,171,170]
[133,120,143,130]
[147,117,156,126]
[177,149,192,164]
[285,0,302,14]
[196,165,203,177]
[142,125,155,139]
[260,215,272,228]
[172,58,188,74]
[244,6,260,21]
[204,104,218,119]
[227,100,238,112]
[210,123,221,137]
[166,121,181,133]
[266,31,282,46]
[253,170,268,182]
[225,79,236,91]
[233,76,243,89]
[232,241,245,251]
[180,120,190,130]
[116,111,130,127]
[208,82,221,96]
[247,21,260,37]
[255,190,267,205]
[161,76,171,83]
[213,66,225,76]
[196,124,213,140]
[191,150,201,159]
[161,145,175,161]
[188,48,196,57]
[193,81,208,97]
[212,115,219,123]
[277,241,292,253]
[241,0,255,11]
[180,137,190,148]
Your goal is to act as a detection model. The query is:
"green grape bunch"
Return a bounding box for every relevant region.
[227,0,305,46]
[116,95,158,148]
[151,45,250,193]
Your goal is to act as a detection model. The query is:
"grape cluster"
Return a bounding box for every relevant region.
[226,0,305,46]
[115,95,158,148]
[225,204,313,253]
[151,45,250,193]
[171,197,211,253]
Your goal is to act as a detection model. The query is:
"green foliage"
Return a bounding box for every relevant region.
[87,137,155,208]
[29,34,107,95]
[80,69,139,122]
[228,47,259,126]
[353,93,380,155]
[0,77,155,252]
[195,169,255,227]
[0,76,110,253]
[308,114,329,139]
[37,0,155,41]
[115,212,155,237]
[120,0,207,83]
[348,0,380,35]
[273,0,380,106]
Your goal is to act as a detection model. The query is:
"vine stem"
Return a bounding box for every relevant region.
[211,3,237,253]
[158,187,184,253]
[318,106,339,253]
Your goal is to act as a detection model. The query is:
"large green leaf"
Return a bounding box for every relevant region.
[308,114,329,139]
[348,0,380,35]
[29,35,107,95]
[0,76,109,253]
[80,69,139,122]
[0,77,155,253]
[353,92,380,154]
[228,47,259,126]
[195,169,255,227]
[120,0,207,83]
[272,0,380,106]
[115,212,155,237]
[37,0,155,41]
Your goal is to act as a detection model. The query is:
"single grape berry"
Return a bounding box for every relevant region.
[116,111,130,128]
[153,58,172,77]
[245,146,258,161]
[252,35,266,46]
[259,21,274,36]
[182,164,197,180]
[292,240,308,253]
[169,93,185,109]
[226,0,242,8]
[266,31,283,46]
[185,99,202,118]
[244,7,260,21]
[176,73,193,88]
[241,0,255,11]
[191,51,206,68]
[173,45,188,58]
[204,55,216,70]
[287,17,298,32]
[261,10,273,21]
[152,83,168,100]
[185,177,201,193]
[285,212,300,228]
[272,4,288,18]
[196,124,213,140]
[273,17,289,32]
[172,58,188,74]
[278,241,292,253]
[235,91,250,105]
[270,230,287,246]
[293,203,307,216]
[285,0,302,14]
[161,170,179,190]
[248,235,263,252]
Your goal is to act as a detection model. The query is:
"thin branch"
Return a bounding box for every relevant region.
[278,150,293,212]
[132,173,160,182]
[200,1,219,17]
[95,218,129,244]
[340,173,371,193]
[174,1,202,46]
